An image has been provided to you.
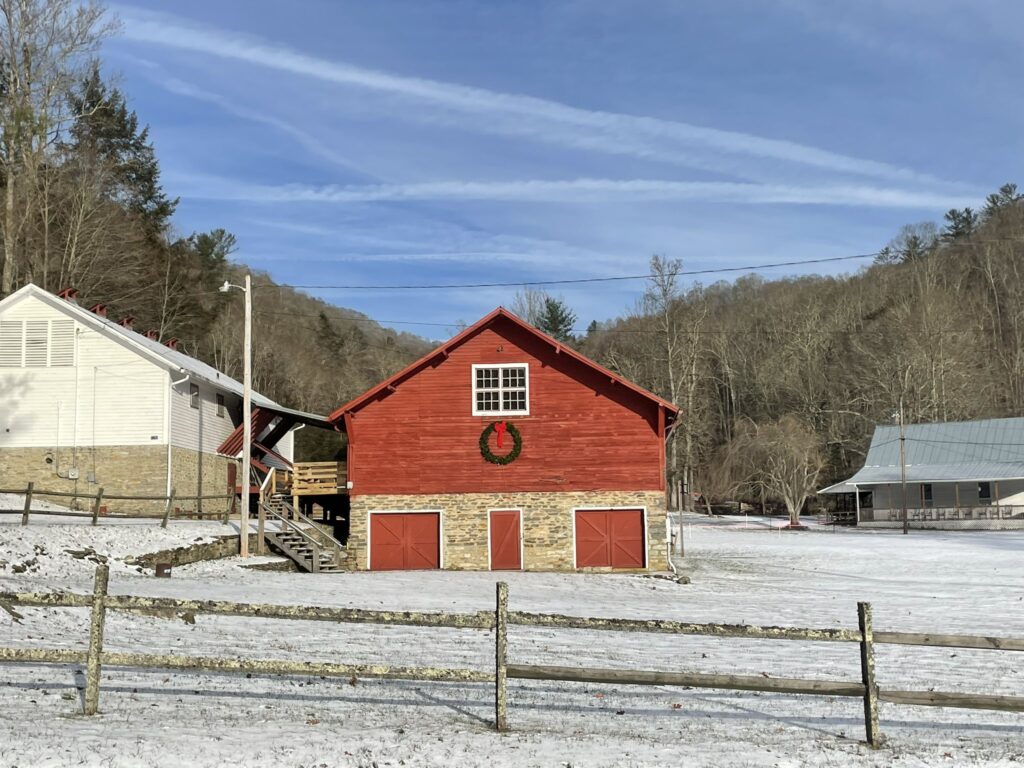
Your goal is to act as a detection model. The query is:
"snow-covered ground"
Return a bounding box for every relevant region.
[1,515,1022,767]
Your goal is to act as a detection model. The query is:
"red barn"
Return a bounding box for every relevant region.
[329,307,678,572]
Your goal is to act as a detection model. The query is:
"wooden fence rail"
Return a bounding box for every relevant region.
[0,567,1022,748]
[0,485,235,527]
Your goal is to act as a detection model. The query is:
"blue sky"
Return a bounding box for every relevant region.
[105,0,1023,336]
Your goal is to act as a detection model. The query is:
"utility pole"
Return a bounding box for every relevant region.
[899,394,908,535]
[241,273,252,557]
[220,274,253,557]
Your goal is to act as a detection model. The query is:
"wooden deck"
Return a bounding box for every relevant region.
[293,461,347,496]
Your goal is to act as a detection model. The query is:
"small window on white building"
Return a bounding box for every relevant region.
[921,483,934,508]
[472,364,529,415]
[216,393,226,417]
[190,383,200,410]
[978,481,991,504]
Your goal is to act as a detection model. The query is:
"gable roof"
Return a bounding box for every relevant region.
[821,416,1024,492]
[328,306,679,424]
[0,283,283,408]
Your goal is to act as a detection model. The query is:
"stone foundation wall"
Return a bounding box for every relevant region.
[0,445,232,516]
[131,533,258,569]
[169,446,232,515]
[347,490,669,572]
[0,445,167,514]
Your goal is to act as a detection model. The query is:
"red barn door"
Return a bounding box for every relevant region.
[489,510,522,570]
[575,509,645,568]
[370,512,440,570]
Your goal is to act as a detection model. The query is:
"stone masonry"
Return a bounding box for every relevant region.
[170,446,232,516]
[347,490,669,572]
[0,445,167,514]
[0,445,232,516]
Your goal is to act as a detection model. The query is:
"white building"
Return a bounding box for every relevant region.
[821,417,1024,530]
[0,283,316,513]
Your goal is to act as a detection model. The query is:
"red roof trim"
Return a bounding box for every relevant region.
[328,307,678,423]
[253,441,294,470]
[217,407,278,456]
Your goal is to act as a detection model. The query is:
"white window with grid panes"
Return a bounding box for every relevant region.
[472,363,529,416]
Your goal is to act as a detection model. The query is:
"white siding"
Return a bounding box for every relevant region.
[277,428,294,462]
[0,297,167,449]
[170,378,241,454]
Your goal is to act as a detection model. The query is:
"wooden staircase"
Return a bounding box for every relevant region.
[262,496,346,573]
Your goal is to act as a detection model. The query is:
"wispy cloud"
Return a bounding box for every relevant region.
[115,6,961,189]
[172,174,977,209]
[138,70,364,174]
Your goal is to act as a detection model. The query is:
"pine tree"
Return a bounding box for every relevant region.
[983,183,1023,221]
[66,65,177,234]
[537,297,577,343]
[941,208,977,242]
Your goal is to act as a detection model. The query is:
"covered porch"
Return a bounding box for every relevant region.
[822,478,1024,529]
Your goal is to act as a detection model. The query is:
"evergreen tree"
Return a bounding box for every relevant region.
[66,65,177,234]
[941,207,978,242]
[983,183,1023,221]
[537,297,577,343]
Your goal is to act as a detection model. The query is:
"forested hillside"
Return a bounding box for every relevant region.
[580,185,1024,502]
[3,1,1023,497]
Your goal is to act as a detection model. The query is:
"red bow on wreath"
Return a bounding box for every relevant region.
[495,421,507,448]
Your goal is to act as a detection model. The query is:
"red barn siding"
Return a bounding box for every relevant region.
[345,318,668,496]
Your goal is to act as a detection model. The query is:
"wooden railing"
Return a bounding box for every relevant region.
[258,499,345,572]
[863,505,1024,523]
[0,483,234,527]
[292,461,347,495]
[2,567,1023,745]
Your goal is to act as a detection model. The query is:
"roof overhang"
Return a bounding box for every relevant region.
[217,404,334,457]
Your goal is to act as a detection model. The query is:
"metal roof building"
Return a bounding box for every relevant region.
[821,417,1024,493]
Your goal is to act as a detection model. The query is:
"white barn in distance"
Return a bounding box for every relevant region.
[0,284,306,513]
[821,417,1024,529]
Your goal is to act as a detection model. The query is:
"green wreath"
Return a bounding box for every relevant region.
[479,421,522,465]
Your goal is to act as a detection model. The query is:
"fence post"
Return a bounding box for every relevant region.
[257,502,266,555]
[84,564,110,715]
[495,581,509,732]
[161,488,176,529]
[223,492,232,525]
[21,482,33,526]
[857,602,881,748]
[90,488,105,526]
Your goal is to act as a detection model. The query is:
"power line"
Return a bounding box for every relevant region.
[251,307,1012,339]
[251,252,883,291]
[905,437,1024,448]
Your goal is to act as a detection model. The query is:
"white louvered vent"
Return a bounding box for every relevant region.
[0,321,23,367]
[49,319,74,366]
[24,320,48,367]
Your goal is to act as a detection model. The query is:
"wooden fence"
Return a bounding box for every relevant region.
[0,483,235,528]
[1,566,1022,747]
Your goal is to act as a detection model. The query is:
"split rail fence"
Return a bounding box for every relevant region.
[0,483,235,528]
[1,565,1023,747]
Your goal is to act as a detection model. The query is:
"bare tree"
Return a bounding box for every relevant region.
[510,287,548,325]
[0,0,117,294]
[728,416,825,527]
